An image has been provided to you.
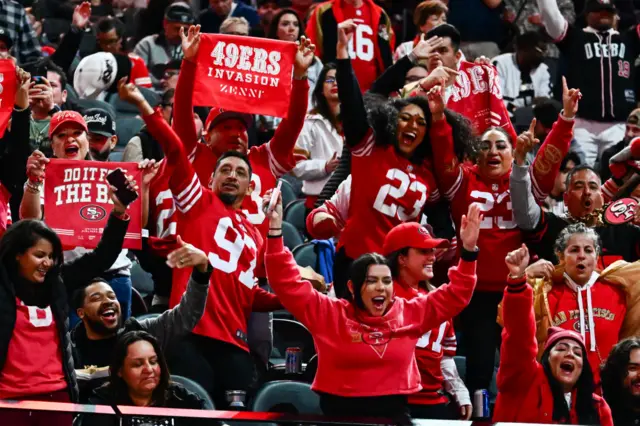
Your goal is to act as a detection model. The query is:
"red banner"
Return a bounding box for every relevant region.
[0,60,17,138]
[44,160,143,249]
[192,34,297,118]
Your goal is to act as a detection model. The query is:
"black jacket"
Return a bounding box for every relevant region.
[86,382,205,426]
[0,213,129,401]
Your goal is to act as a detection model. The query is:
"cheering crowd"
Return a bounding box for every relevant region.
[1,0,640,425]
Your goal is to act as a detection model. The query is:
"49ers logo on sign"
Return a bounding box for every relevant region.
[80,205,107,221]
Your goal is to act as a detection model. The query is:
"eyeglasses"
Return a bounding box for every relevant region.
[163,70,180,80]
[324,77,336,84]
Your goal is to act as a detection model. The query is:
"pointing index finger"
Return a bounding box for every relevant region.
[528,117,537,134]
[562,76,568,94]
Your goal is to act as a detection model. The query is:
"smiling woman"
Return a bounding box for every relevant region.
[85,331,205,426]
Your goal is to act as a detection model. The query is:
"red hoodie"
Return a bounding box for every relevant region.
[494,279,613,426]
[429,115,574,291]
[264,237,477,397]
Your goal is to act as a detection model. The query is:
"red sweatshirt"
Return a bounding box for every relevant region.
[430,115,574,291]
[494,279,613,426]
[171,59,308,276]
[545,278,626,385]
[143,109,282,351]
[265,236,477,397]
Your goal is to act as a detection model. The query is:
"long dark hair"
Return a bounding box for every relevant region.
[601,337,640,423]
[540,344,600,424]
[347,253,389,310]
[267,8,305,41]
[0,219,64,280]
[310,62,340,130]
[107,331,171,406]
[367,96,477,165]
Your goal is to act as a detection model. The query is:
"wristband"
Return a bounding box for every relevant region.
[407,50,418,64]
[269,227,282,230]
[25,180,41,194]
[267,233,283,238]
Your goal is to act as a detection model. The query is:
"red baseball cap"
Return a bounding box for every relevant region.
[204,108,252,132]
[382,222,450,256]
[48,110,88,139]
[544,327,587,353]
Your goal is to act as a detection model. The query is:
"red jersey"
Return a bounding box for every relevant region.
[447,61,517,142]
[307,0,394,92]
[430,117,575,290]
[340,130,439,259]
[149,60,307,268]
[394,281,457,405]
[129,54,152,88]
[545,278,626,385]
[143,110,282,352]
[265,236,477,397]
[0,299,66,399]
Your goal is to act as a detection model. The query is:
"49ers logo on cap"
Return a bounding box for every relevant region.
[80,205,107,221]
[418,226,430,236]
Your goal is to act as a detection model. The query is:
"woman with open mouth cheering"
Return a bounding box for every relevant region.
[264,190,481,423]
[519,223,639,388]
[495,243,613,425]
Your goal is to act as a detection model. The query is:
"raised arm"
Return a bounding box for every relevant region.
[50,2,91,73]
[529,77,579,201]
[497,245,540,394]
[536,0,569,41]
[408,204,480,333]
[172,26,201,156]
[141,239,211,352]
[511,118,544,230]
[336,20,370,147]
[264,191,337,333]
[62,208,130,292]
[264,37,314,176]
[118,79,204,219]
[426,85,465,199]
[306,174,351,240]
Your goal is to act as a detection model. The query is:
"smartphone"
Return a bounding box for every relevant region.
[32,76,45,84]
[265,181,282,215]
[106,169,138,206]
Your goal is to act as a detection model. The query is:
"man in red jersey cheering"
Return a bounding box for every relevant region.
[118,80,283,410]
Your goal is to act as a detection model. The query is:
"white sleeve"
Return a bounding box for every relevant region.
[292,123,329,181]
[536,0,569,41]
[441,356,471,407]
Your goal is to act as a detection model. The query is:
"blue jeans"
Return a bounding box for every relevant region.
[69,275,133,328]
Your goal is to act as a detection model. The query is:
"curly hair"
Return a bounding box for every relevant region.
[553,222,601,258]
[365,95,477,165]
[601,337,640,424]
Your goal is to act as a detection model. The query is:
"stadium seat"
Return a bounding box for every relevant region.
[282,221,303,250]
[283,199,306,235]
[291,243,317,269]
[115,117,144,148]
[130,287,148,317]
[280,174,302,198]
[279,179,296,210]
[271,318,315,363]
[135,312,160,322]
[250,381,322,422]
[108,151,123,162]
[302,354,318,383]
[170,375,215,409]
[131,261,154,296]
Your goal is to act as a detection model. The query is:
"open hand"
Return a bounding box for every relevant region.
[293,36,316,79]
[337,19,357,47]
[514,118,540,165]
[459,203,483,251]
[505,244,530,278]
[180,25,201,62]
[562,76,581,119]
[167,235,210,272]
[411,35,444,60]
[72,2,92,30]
